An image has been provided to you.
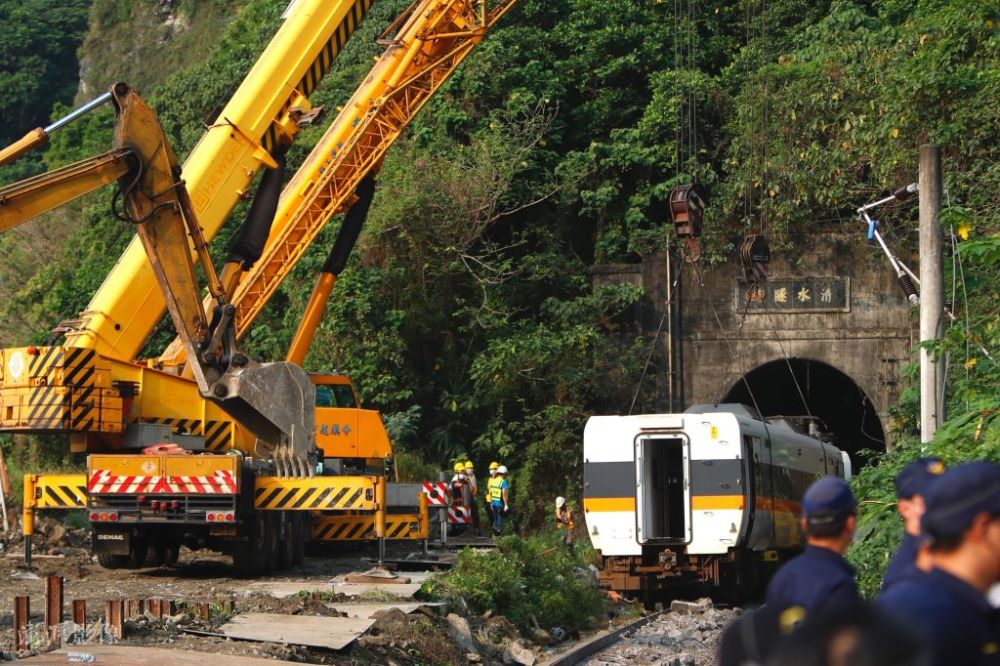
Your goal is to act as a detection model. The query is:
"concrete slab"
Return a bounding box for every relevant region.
[17,645,303,665]
[244,580,330,599]
[219,612,372,650]
[328,570,431,598]
[217,603,431,650]
[329,581,423,598]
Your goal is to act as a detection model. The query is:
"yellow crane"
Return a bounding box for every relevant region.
[0,0,516,573]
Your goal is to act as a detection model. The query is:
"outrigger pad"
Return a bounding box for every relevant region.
[214,361,317,478]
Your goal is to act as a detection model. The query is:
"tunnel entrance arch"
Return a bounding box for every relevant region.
[722,358,885,467]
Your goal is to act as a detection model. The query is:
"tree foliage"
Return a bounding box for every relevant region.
[0,0,997,544]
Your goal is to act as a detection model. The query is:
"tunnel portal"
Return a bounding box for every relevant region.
[722,358,885,467]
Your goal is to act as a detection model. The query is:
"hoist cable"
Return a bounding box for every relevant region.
[761,305,813,418]
[628,248,684,415]
[691,261,762,417]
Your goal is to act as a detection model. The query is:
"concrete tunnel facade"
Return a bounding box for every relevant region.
[592,232,918,461]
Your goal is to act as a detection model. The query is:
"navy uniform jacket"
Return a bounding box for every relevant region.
[878,567,1000,666]
[765,545,861,616]
[880,531,921,594]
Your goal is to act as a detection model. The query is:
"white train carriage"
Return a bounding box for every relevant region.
[583,405,851,599]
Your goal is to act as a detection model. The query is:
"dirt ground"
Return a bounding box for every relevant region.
[0,518,475,664]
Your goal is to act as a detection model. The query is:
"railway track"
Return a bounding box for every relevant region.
[544,610,666,665]
[544,598,737,666]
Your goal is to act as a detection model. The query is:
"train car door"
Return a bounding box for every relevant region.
[634,434,691,544]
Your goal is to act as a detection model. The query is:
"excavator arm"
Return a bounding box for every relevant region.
[0,148,133,233]
[0,92,132,232]
[0,83,316,476]
[108,84,316,477]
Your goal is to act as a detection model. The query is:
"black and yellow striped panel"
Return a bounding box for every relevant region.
[260,0,374,153]
[34,474,88,509]
[28,346,64,384]
[26,347,98,388]
[254,477,375,511]
[25,385,69,429]
[139,417,233,451]
[311,513,422,541]
[62,348,97,387]
[70,386,97,431]
[312,515,374,541]
[203,419,232,451]
[384,515,421,539]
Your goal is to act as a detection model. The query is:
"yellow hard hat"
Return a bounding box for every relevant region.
[464,461,474,470]
[453,462,465,472]
[489,461,500,470]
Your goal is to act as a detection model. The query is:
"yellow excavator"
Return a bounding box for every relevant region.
[0,0,516,573]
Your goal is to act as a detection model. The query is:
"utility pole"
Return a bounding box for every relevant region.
[919,145,943,444]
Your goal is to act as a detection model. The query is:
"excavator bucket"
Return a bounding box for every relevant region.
[214,361,317,478]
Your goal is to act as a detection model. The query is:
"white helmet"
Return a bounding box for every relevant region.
[555,496,566,508]
[497,465,508,475]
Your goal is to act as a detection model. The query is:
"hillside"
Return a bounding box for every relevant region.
[0,0,996,565]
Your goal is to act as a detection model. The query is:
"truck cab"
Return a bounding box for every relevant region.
[310,373,391,472]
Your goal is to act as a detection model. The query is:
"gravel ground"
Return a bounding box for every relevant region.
[0,517,461,664]
[582,599,738,666]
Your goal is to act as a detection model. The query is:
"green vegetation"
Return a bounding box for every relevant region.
[0,0,997,583]
[0,0,90,181]
[82,0,245,96]
[422,533,604,634]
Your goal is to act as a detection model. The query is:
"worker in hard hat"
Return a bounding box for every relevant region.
[464,461,481,536]
[490,465,510,535]
[555,496,574,552]
[450,461,468,504]
[485,461,500,525]
[449,461,472,535]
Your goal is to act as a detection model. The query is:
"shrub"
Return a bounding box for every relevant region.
[422,532,604,634]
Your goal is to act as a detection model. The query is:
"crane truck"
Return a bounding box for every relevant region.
[0,0,516,574]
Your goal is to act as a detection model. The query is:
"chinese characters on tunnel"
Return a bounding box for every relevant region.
[736,277,850,313]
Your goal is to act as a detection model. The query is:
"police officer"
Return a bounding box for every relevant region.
[878,461,1000,666]
[880,457,945,593]
[765,476,862,618]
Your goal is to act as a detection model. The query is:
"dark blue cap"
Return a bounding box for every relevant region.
[894,457,945,499]
[802,476,857,524]
[922,461,1000,540]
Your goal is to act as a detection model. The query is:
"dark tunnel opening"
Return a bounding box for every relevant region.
[722,358,885,469]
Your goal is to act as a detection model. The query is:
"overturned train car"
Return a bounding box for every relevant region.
[583,405,851,601]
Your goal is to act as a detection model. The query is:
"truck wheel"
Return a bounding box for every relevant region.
[97,552,129,569]
[126,538,148,569]
[277,512,295,571]
[291,514,307,566]
[233,512,270,577]
[262,512,279,574]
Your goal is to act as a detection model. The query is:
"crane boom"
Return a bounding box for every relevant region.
[157,0,518,370]
[232,0,517,337]
[62,0,374,362]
